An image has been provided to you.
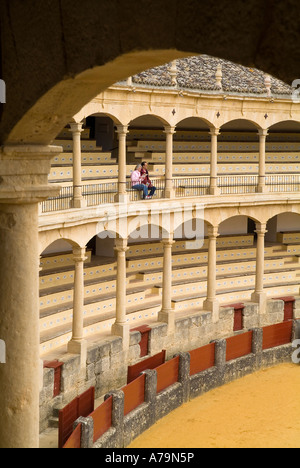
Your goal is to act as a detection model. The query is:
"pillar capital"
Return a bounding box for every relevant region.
[209,127,221,137]
[161,236,175,247]
[258,128,269,138]
[114,238,129,253]
[207,225,220,238]
[0,144,62,204]
[164,126,176,135]
[69,122,84,134]
[255,222,268,235]
[116,125,129,136]
[72,247,88,263]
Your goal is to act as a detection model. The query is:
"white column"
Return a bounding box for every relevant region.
[70,122,87,208]
[111,238,130,348]
[257,129,269,193]
[209,128,220,195]
[251,223,268,314]
[164,126,176,199]
[0,144,61,448]
[203,226,220,323]
[67,247,88,369]
[158,236,175,332]
[115,125,129,203]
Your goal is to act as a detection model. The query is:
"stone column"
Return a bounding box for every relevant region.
[251,223,268,314]
[111,238,130,349]
[115,125,129,203]
[203,226,220,323]
[67,247,88,369]
[209,128,220,195]
[257,129,269,193]
[0,144,61,448]
[158,236,175,332]
[164,126,176,199]
[70,122,87,208]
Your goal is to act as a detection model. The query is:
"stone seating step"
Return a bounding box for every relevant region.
[134,151,300,164]
[40,298,162,355]
[40,284,150,319]
[40,250,92,273]
[54,139,100,152]
[152,269,298,302]
[171,281,300,312]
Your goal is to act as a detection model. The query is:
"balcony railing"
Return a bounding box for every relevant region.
[82,182,118,206]
[266,174,300,193]
[219,175,258,194]
[41,174,300,213]
[41,186,73,213]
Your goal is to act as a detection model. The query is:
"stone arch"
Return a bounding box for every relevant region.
[220,118,262,132]
[128,113,171,129]
[218,214,260,238]
[73,107,124,127]
[175,116,214,130]
[217,210,262,227]
[2,0,300,147]
[266,118,300,130]
[40,237,81,256]
[173,209,213,242]
[265,210,300,243]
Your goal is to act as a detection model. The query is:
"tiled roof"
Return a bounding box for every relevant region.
[131,55,292,96]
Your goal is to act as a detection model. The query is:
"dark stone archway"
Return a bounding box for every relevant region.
[1,0,300,144]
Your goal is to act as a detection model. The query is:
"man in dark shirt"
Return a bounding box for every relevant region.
[140,161,157,199]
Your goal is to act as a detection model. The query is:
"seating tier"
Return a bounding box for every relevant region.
[135,152,300,164]
[128,139,300,153]
[127,129,300,143]
[39,234,300,357]
[55,139,99,152]
[277,232,300,244]
[40,250,92,272]
[52,152,117,165]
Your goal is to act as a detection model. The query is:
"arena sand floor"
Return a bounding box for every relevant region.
[128,363,300,449]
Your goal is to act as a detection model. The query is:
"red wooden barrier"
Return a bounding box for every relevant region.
[122,374,146,416]
[156,356,180,394]
[127,350,166,383]
[263,320,293,350]
[78,386,95,418]
[59,387,95,448]
[131,325,151,357]
[43,360,63,397]
[189,343,215,376]
[226,331,253,362]
[63,423,82,449]
[276,296,295,322]
[90,396,113,443]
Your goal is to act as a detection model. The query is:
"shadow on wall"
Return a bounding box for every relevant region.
[2,0,300,145]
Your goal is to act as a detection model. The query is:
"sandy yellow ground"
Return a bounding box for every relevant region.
[128,363,300,449]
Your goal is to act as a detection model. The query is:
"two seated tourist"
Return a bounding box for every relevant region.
[131,162,156,200]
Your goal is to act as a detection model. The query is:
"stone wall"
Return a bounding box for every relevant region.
[87,324,298,449]
[39,297,289,432]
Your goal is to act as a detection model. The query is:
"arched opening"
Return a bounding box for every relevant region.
[219,215,258,238]
[41,238,78,257]
[2,5,300,447]
[266,212,300,243]
[127,114,170,199]
[266,122,300,175]
[175,117,212,139]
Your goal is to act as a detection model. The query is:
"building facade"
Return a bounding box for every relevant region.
[37,57,300,435]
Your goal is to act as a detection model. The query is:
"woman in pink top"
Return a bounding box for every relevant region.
[131,164,149,199]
